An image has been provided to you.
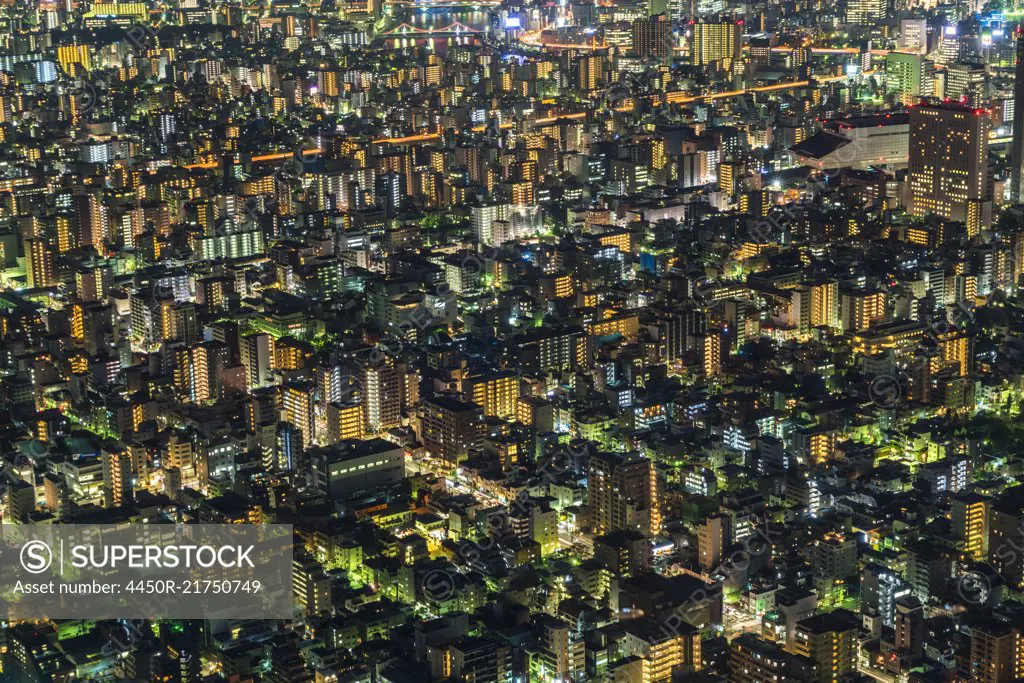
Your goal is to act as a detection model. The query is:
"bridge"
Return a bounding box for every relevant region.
[518,29,890,55]
[383,0,499,6]
[383,20,480,36]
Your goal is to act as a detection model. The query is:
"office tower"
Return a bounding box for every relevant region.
[690,18,742,74]
[899,19,928,53]
[632,15,671,62]
[790,610,860,683]
[885,51,934,104]
[1011,28,1024,203]
[588,452,661,537]
[845,0,884,24]
[420,396,484,464]
[952,492,989,560]
[945,61,987,106]
[25,238,57,288]
[908,101,990,226]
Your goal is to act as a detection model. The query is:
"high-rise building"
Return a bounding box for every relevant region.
[450,636,512,683]
[56,43,91,72]
[282,380,316,447]
[899,19,928,53]
[620,620,702,681]
[840,289,887,332]
[885,51,934,104]
[588,452,661,537]
[690,18,742,73]
[952,492,989,560]
[809,532,859,581]
[533,615,585,683]
[462,372,520,420]
[945,61,987,106]
[420,396,484,464]
[25,238,57,289]
[174,341,229,404]
[730,634,818,683]
[102,448,133,508]
[1012,28,1024,203]
[969,621,1024,683]
[808,279,839,330]
[362,358,402,433]
[790,609,859,683]
[74,192,108,249]
[885,596,924,674]
[988,495,1024,590]
[908,101,990,226]
[326,401,365,443]
[698,329,723,376]
[632,15,671,62]
[861,564,911,631]
[240,333,273,391]
[697,514,727,570]
[845,0,884,24]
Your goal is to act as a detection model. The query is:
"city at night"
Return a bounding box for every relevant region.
[0,0,1022,681]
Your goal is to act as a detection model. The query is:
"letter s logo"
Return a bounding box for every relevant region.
[21,540,53,574]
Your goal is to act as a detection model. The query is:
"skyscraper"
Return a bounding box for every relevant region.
[845,0,884,23]
[908,101,990,226]
[690,18,742,74]
[632,15,671,63]
[588,452,661,537]
[25,238,56,288]
[1011,28,1024,203]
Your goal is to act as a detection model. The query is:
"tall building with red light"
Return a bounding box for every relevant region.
[908,101,990,227]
